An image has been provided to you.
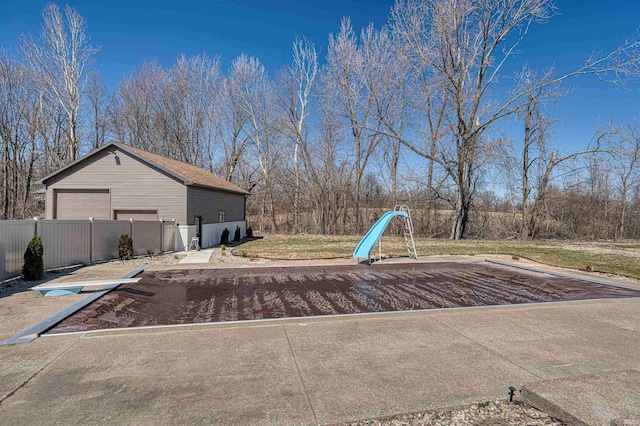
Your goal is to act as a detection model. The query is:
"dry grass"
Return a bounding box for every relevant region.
[234,235,640,279]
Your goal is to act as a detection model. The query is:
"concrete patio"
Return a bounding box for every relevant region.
[1,258,639,425]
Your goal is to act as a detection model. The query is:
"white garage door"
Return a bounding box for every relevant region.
[114,210,158,221]
[55,189,110,220]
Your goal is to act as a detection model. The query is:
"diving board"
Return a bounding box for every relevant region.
[1,268,146,345]
[31,278,141,297]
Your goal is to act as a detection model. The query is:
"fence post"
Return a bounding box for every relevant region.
[33,217,38,238]
[89,217,94,264]
[175,223,179,252]
[130,218,134,255]
[160,219,164,254]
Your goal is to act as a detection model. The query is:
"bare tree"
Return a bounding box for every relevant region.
[232,54,281,232]
[389,0,640,239]
[0,51,26,219]
[0,50,43,219]
[115,61,167,151]
[87,71,107,149]
[218,57,253,182]
[21,4,98,162]
[277,37,318,233]
[604,122,640,239]
[164,54,221,166]
[360,25,409,208]
[324,19,387,232]
[301,107,353,234]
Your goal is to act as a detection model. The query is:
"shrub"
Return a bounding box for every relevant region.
[146,248,155,258]
[220,227,230,245]
[23,236,44,281]
[118,234,133,260]
[246,227,253,238]
[234,226,241,242]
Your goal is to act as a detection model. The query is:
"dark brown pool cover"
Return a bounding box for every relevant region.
[47,262,640,334]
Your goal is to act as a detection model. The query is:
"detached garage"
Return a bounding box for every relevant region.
[40,142,249,229]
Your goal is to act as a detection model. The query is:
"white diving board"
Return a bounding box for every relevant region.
[31,278,142,297]
[2,268,146,345]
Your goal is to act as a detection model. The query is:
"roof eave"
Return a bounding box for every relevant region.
[189,183,250,196]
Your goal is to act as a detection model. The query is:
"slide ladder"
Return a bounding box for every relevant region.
[396,205,418,260]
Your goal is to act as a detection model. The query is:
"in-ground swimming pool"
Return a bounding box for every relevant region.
[46,261,640,334]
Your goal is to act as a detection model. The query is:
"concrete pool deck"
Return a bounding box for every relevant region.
[1,256,640,424]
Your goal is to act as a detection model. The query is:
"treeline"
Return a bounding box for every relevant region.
[1,1,640,240]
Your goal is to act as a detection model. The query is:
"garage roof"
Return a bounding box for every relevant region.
[40,142,250,196]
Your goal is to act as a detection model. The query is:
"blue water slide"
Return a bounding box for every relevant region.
[353,211,408,259]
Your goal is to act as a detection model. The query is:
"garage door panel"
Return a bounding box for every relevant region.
[55,190,110,220]
[55,191,76,219]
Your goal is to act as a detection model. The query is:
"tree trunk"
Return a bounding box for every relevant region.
[293,141,300,233]
[450,189,470,239]
[618,181,628,240]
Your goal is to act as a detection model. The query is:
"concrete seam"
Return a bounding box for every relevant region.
[283,325,319,426]
[0,335,80,405]
[430,316,544,381]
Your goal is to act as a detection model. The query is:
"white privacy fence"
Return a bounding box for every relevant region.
[176,225,196,252]
[202,221,246,248]
[0,218,176,281]
[176,221,246,251]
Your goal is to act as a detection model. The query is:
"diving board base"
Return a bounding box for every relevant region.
[39,288,83,297]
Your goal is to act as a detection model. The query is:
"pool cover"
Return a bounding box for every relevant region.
[46,262,640,334]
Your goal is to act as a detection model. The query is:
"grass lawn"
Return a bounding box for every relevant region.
[234,235,640,279]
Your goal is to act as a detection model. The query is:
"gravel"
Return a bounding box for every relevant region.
[210,247,268,265]
[344,400,564,426]
[0,268,73,296]
[115,252,187,266]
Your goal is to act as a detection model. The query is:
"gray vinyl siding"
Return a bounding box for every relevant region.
[45,147,187,223]
[187,186,245,225]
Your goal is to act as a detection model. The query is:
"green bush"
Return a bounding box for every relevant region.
[220,228,230,245]
[246,227,253,238]
[234,226,241,242]
[23,236,44,281]
[118,234,133,260]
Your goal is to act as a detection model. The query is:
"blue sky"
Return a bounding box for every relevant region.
[1,0,639,153]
